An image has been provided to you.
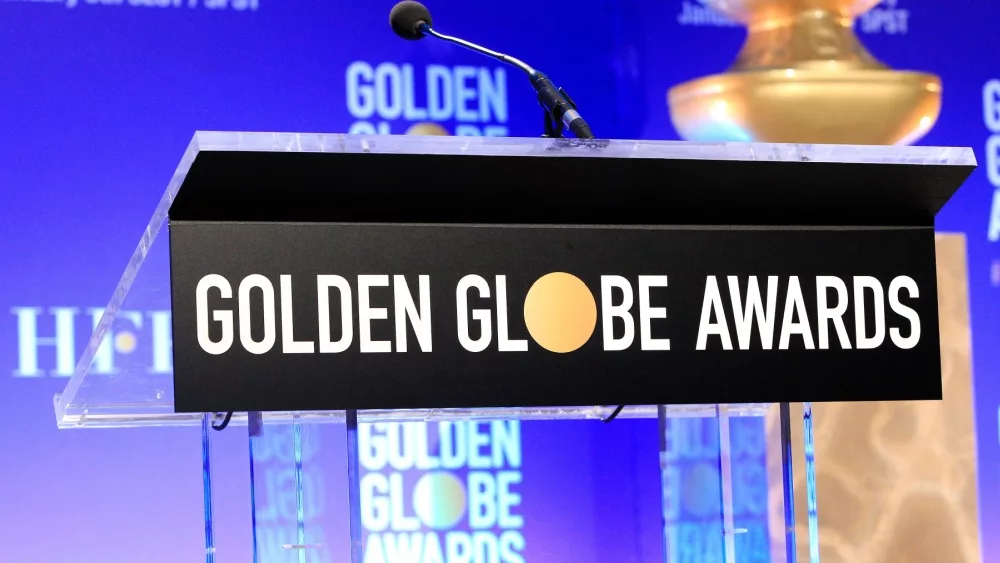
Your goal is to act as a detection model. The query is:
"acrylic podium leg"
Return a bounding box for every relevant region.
[716,404,737,561]
[767,402,822,563]
[660,403,808,563]
[241,412,354,563]
[345,409,364,563]
[201,414,217,563]
[802,403,819,563]
[779,403,797,563]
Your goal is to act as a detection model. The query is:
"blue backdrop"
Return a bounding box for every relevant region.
[0,0,997,561]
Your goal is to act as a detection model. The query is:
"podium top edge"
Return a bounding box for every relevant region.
[186,131,978,167]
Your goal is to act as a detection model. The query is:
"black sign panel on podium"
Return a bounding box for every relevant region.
[167,146,973,413]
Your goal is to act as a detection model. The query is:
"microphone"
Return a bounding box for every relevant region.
[388,1,595,140]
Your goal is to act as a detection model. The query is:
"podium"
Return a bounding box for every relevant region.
[55,132,976,563]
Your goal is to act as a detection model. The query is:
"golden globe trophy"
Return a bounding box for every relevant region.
[668,0,941,145]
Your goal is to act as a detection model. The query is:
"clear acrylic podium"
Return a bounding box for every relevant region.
[54,132,976,563]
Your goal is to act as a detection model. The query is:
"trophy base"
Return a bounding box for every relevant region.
[667,68,941,146]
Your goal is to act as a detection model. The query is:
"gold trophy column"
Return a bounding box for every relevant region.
[668,0,941,145]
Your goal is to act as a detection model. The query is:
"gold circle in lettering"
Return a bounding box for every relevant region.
[412,471,467,529]
[405,122,451,136]
[114,331,138,354]
[523,272,597,353]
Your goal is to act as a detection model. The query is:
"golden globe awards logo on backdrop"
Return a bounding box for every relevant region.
[344,62,510,137]
[9,0,258,11]
[10,307,172,378]
[985,79,1000,288]
[661,417,770,561]
[251,425,334,562]
[984,79,1000,245]
[359,421,524,563]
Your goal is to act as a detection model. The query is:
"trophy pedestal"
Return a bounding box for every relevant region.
[667,0,942,145]
[669,68,941,144]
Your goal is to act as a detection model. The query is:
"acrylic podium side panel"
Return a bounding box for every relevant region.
[51,144,195,428]
[661,405,796,563]
[239,403,796,563]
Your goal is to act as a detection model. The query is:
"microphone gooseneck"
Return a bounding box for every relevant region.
[389,1,595,140]
[418,23,534,75]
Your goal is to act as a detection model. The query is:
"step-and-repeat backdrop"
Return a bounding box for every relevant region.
[0,0,997,561]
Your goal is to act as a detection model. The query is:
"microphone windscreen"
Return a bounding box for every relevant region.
[390,1,432,40]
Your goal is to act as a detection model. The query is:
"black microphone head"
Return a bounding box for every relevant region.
[390,1,432,40]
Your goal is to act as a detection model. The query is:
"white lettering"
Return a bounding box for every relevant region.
[696,276,732,350]
[468,422,491,469]
[387,423,416,471]
[500,531,526,563]
[989,185,1000,242]
[816,276,852,349]
[196,275,233,355]
[728,276,777,350]
[345,62,509,126]
[456,275,491,352]
[888,276,921,349]
[384,530,422,558]
[478,67,508,123]
[279,275,315,353]
[853,276,886,349]
[12,307,78,377]
[426,65,454,121]
[496,471,523,528]
[423,534,445,563]
[987,137,1000,195]
[440,421,468,470]
[778,276,814,350]
[473,532,500,562]
[346,62,375,119]
[601,275,634,351]
[454,66,478,122]
[401,64,428,121]
[491,420,521,468]
[984,80,1000,132]
[393,275,432,352]
[364,534,386,563]
[374,63,403,120]
[237,274,275,355]
[360,472,390,532]
[317,275,353,353]
[495,276,527,352]
[638,275,670,350]
[148,310,173,373]
[985,80,1000,241]
[389,473,420,531]
[468,471,497,529]
[414,424,440,470]
[446,533,472,563]
[358,275,391,353]
[360,423,387,471]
